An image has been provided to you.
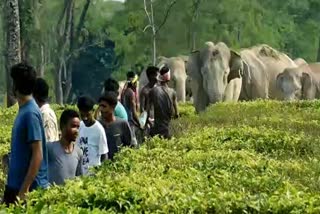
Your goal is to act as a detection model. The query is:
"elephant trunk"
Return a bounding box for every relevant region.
[208,92,223,103]
[205,75,224,104]
[175,76,186,103]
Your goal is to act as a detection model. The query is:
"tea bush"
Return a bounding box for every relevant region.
[1,100,320,213]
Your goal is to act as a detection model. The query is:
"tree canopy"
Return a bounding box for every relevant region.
[1,0,320,105]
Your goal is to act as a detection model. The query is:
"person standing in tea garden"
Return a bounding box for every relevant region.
[121,71,140,145]
[94,78,128,121]
[139,66,159,136]
[76,96,108,175]
[98,92,133,160]
[47,110,83,185]
[3,63,49,205]
[33,78,59,143]
[147,66,179,139]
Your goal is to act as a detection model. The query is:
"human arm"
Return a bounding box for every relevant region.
[19,113,46,199]
[99,125,109,162]
[131,93,140,127]
[139,88,147,113]
[121,121,133,147]
[146,89,154,119]
[19,141,43,200]
[76,149,83,176]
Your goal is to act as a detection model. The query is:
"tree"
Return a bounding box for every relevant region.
[143,0,177,65]
[3,0,21,107]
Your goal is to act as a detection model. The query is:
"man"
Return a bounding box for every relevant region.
[139,66,159,131]
[47,109,83,185]
[4,63,49,205]
[77,96,108,175]
[147,66,179,139]
[95,78,128,121]
[121,71,140,144]
[33,78,59,143]
[99,92,133,160]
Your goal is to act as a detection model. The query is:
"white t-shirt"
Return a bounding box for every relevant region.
[40,104,59,143]
[77,121,108,174]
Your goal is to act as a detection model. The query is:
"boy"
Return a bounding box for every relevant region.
[4,63,49,205]
[47,110,83,185]
[99,92,133,160]
[77,96,108,174]
[33,78,59,143]
[147,66,179,139]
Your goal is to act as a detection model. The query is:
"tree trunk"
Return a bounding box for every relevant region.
[55,60,63,105]
[39,44,45,77]
[63,1,75,103]
[54,0,73,105]
[317,35,320,62]
[18,0,34,63]
[64,0,91,103]
[150,1,156,65]
[190,0,200,51]
[4,0,21,107]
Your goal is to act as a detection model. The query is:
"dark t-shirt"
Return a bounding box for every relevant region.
[99,119,132,160]
[149,86,176,138]
[7,99,49,190]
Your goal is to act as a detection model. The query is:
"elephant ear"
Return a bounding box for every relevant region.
[301,71,313,99]
[187,51,201,77]
[178,55,189,64]
[157,56,168,66]
[276,72,284,93]
[228,50,243,83]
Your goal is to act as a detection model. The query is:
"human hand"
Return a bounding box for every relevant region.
[17,190,28,201]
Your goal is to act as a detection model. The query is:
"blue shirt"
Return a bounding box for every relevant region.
[115,101,128,121]
[7,99,49,190]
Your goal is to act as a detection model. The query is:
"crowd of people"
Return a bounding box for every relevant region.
[2,62,179,206]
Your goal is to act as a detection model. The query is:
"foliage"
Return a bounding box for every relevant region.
[1,0,320,104]
[0,101,320,212]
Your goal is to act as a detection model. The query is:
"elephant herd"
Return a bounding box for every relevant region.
[137,41,320,113]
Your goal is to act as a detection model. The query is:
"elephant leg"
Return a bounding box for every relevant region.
[223,82,234,101]
[223,78,242,102]
[232,78,242,101]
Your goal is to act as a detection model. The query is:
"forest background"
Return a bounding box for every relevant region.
[1,0,320,106]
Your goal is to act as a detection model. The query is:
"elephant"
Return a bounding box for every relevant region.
[187,42,243,113]
[187,42,297,112]
[238,44,297,101]
[293,58,308,67]
[276,63,320,100]
[138,56,189,103]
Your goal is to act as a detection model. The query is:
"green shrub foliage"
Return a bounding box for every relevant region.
[1,101,320,213]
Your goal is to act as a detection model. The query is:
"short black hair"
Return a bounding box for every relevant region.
[33,78,49,103]
[127,71,136,79]
[160,66,170,75]
[77,96,95,112]
[60,109,79,129]
[10,62,37,95]
[104,78,119,94]
[98,91,118,108]
[146,66,159,78]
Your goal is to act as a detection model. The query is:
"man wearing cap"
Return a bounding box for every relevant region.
[121,71,140,145]
[146,66,179,139]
